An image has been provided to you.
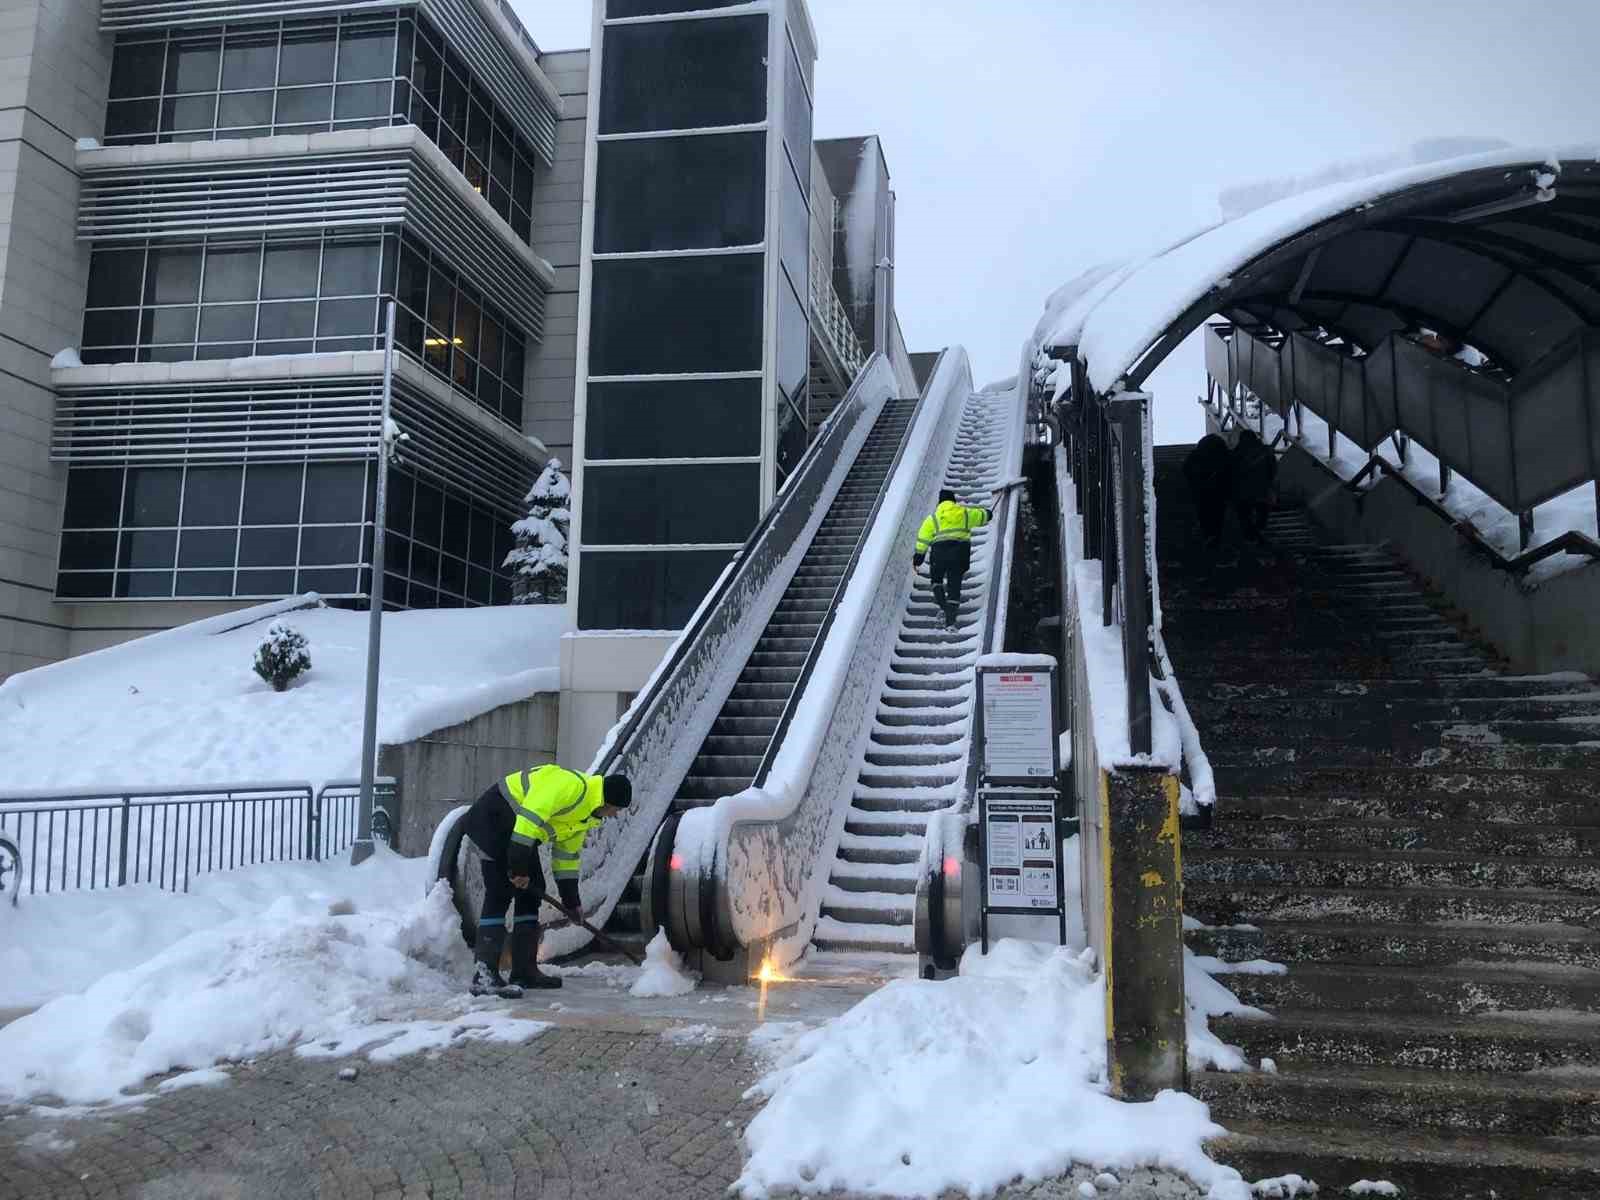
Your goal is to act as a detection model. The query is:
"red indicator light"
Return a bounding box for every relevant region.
[669,853,685,872]
[943,857,960,876]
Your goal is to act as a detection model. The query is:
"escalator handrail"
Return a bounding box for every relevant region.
[752,353,947,786]
[590,352,889,778]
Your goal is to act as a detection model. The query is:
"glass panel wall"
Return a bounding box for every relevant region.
[104,10,540,243]
[578,3,774,629]
[80,232,526,429]
[57,460,515,607]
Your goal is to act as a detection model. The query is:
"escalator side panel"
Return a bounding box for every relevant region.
[542,356,903,959]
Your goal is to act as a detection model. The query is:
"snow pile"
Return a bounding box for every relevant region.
[0,857,544,1107]
[3,846,433,1009]
[737,939,1255,1200]
[629,929,699,998]
[0,602,566,792]
[49,347,82,368]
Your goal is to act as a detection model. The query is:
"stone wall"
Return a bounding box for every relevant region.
[379,692,559,854]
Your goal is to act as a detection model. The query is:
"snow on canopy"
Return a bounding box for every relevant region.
[1040,142,1600,395]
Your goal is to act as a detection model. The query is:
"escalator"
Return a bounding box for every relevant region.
[603,397,921,945]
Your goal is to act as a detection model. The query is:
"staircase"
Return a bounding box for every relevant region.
[1152,443,1600,1197]
[603,397,921,945]
[811,391,1009,956]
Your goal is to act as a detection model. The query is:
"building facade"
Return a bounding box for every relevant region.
[0,0,572,678]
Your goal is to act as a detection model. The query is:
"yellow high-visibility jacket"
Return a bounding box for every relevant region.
[915,500,991,556]
[498,764,604,882]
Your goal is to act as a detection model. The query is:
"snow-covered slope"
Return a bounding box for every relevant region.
[0,601,566,792]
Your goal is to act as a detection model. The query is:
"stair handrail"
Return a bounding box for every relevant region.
[750,359,943,787]
[588,352,890,781]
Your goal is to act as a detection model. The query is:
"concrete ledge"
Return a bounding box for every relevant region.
[1279,446,1600,676]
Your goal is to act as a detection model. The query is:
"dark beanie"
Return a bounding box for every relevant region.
[939,488,957,503]
[603,774,633,808]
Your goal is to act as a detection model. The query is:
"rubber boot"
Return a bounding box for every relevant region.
[469,923,523,998]
[509,919,562,990]
[931,578,947,621]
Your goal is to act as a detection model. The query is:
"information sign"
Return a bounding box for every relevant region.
[981,791,1063,915]
[978,667,1056,783]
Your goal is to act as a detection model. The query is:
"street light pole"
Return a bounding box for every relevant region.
[352,300,397,866]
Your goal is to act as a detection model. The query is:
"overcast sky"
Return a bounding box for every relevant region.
[516,1,1598,441]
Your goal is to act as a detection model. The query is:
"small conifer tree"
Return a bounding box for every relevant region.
[505,458,570,604]
[253,622,312,692]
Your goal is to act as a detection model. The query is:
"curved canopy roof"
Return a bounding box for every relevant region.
[1042,144,1600,394]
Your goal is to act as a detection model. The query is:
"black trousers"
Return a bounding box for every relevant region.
[929,541,971,622]
[464,784,546,938]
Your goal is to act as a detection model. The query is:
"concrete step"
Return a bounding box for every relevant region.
[1216,788,1600,827]
[1185,847,1600,895]
[1187,919,1600,971]
[1211,959,1600,1018]
[1211,992,1597,1071]
[1206,1120,1600,1200]
[1184,881,1600,929]
[811,916,914,954]
[1192,1062,1600,1137]
[1189,816,1600,857]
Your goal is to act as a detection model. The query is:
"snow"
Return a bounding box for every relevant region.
[1290,406,1599,584]
[2,847,431,1009]
[0,851,553,1108]
[49,347,82,368]
[1346,1183,1399,1197]
[0,601,566,793]
[1251,1177,1318,1199]
[1046,144,1598,394]
[737,938,1257,1200]
[629,929,699,998]
[73,137,99,150]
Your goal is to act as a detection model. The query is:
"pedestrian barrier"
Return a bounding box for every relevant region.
[0,778,396,896]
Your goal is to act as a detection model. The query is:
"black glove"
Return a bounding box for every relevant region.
[913,552,925,569]
[557,879,581,913]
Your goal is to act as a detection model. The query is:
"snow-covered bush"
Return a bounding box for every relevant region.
[504,458,570,605]
[253,623,311,692]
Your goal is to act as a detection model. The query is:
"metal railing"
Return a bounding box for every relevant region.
[810,245,866,381]
[0,778,396,897]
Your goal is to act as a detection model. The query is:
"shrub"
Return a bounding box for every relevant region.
[253,622,311,692]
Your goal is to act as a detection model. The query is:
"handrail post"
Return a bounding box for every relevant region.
[1106,390,1152,757]
[117,794,130,887]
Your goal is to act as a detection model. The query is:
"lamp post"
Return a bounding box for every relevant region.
[351,300,397,866]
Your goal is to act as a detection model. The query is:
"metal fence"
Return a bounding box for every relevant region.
[0,778,396,897]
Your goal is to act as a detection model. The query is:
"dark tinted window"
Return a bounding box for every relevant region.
[239,527,298,567]
[178,570,236,597]
[87,248,146,308]
[599,15,767,135]
[243,463,304,525]
[303,462,367,524]
[579,549,730,629]
[777,271,808,400]
[778,162,809,308]
[57,573,115,599]
[178,528,238,569]
[782,36,811,192]
[300,525,361,564]
[582,462,758,545]
[237,568,295,594]
[595,133,764,252]
[60,531,118,570]
[263,243,321,299]
[118,571,175,599]
[587,378,762,459]
[64,469,125,528]
[607,0,747,14]
[166,38,220,93]
[146,248,202,304]
[222,35,277,89]
[202,246,261,302]
[590,254,763,375]
[123,468,181,526]
[119,529,177,570]
[337,28,395,80]
[182,466,242,525]
[111,40,166,97]
[279,30,336,85]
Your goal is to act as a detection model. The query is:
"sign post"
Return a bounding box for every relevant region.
[974,658,1066,952]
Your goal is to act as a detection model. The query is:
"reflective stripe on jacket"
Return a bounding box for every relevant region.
[498,765,604,880]
[915,500,990,555]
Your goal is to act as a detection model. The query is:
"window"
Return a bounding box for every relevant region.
[79,233,525,429]
[58,460,510,608]
[578,549,730,629]
[589,254,763,376]
[599,15,767,135]
[606,0,748,15]
[595,133,764,253]
[582,462,758,546]
[586,378,761,460]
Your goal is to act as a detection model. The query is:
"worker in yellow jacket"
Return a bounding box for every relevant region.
[913,488,992,629]
[460,764,632,996]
